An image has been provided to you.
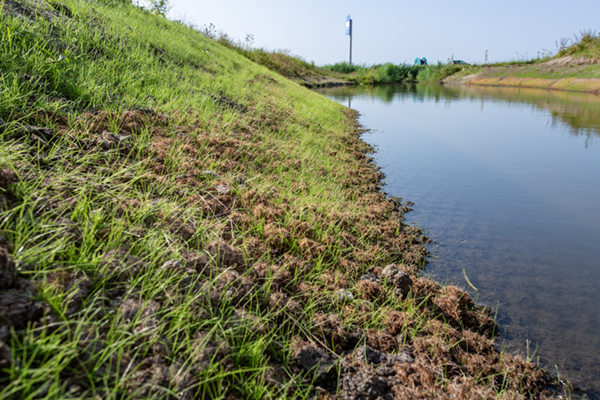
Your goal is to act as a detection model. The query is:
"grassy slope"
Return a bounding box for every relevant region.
[443,36,600,92]
[211,39,351,88]
[557,33,600,60]
[0,1,569,399]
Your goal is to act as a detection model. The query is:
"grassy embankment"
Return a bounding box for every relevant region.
[0,0,574,398]
[198,27,350,88]
[443,32,600,92]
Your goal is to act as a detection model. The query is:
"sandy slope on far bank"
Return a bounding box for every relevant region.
[443,56,600,93]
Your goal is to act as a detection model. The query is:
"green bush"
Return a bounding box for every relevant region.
[323,63,426,84]
[322,62,363,73]
[557,30,600,60]
[417,63,464,82]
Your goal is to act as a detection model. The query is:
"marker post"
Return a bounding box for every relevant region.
[345,15,353,65]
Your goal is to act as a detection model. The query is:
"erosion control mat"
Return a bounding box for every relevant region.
[0,0,581,398]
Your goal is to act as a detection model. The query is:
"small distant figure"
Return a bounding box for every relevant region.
[414,57,428,65]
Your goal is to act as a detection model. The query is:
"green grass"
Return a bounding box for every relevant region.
[321,61,470,85]
[557,30,600,60]
[0,1,574,398]
[416,62,469,82]
[323,62,426,84]
[322,62,363,74]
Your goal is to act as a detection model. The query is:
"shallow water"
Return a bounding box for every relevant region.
[318,83,600,397]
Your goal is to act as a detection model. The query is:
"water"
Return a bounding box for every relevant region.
[318,83,600,396]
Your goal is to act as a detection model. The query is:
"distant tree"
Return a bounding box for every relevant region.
[143,0,171,16]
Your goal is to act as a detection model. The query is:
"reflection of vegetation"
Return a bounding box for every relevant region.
[317,84,401,103]
[444,85,600,145]
[318,83,452,104]
[317,84,600,146]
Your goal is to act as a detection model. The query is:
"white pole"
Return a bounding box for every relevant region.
[349,19,353,65]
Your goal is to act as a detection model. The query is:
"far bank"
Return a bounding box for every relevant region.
[442,56,600,94]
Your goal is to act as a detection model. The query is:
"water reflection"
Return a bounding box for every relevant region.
[321,84,600,146]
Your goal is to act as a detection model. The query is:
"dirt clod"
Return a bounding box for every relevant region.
[294,344,336,382]
[102,248,146,282]
[0,340,11,369]
[357,280,384,301]
[126,356,197,400]
[119,298,161,335]
[380,264,412,298]
[65,275,91,315]
[359,271,380,283]
[353,344,384,365]
[0,169,19,188]
[339,369,392,400]
[215,184,231,195]
[0,292,54,330]
[337,289,354,302]
[0,248,18,290]
[207,239,245,268]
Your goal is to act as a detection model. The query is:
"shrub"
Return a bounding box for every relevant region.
[417,63,464,82]
[323,62,363,74]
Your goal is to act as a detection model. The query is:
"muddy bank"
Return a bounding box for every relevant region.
[443,56,600,93]
[299,77,354,89]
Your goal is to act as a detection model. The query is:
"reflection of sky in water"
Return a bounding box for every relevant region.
[319,84,600,397]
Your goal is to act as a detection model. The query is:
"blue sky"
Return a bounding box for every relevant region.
[169,1,600,66]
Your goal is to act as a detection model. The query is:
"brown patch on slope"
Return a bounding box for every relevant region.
[542,56,599,66]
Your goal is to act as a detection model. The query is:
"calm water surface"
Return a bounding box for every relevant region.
[318,84,600,396]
